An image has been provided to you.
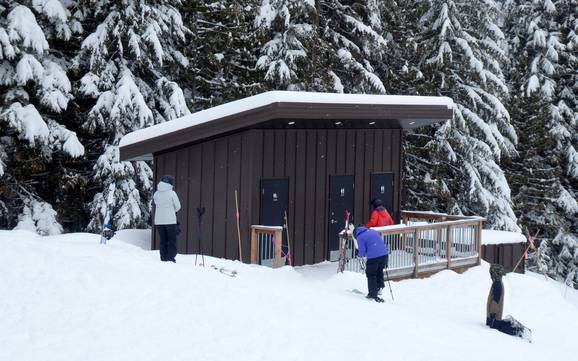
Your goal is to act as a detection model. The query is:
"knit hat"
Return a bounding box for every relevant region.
[371,198,384,209]
[490,264,505,281]
[160,175,175,186]
[354,224,366,238]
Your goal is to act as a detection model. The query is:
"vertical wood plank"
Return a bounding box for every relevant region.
[383,130,393,171]
[250,227,258,264]
[346,130,356,174]
[304,130,317,265]
[226,135,242,260]
[373,130,384,171]
[314,130,327,263]
[274,229,283,268]
[294,130,307,265]
[187,144,202,254]
[240,131,257,263]
[285,130,297,264]
[213,138,228,259]
[274,131,286,177]
[251,131,264,229]
[262,130,275,178]
[363,130,374,223]
[326,130,337,176]
[354,130,365,225]
[346,130,356,222]
[391,130,401,222]
[335,130,346,175]
[200,141,215,255]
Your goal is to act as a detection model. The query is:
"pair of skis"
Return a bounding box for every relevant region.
[210,264,238,277]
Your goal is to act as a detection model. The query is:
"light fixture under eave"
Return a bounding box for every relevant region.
[369,121,376,125]
[335,121,342,125]
[409,121,416,125]
[288,121,295,125]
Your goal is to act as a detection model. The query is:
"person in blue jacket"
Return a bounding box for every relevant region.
[354,225,389,303]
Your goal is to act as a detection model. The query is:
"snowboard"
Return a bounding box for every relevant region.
[504,316,532,343]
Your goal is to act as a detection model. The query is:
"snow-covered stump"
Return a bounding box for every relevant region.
[250,225,284,268]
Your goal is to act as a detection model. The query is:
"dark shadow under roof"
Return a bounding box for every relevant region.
[120,91,454,161]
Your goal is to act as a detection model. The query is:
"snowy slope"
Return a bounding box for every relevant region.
[0,230,576,361]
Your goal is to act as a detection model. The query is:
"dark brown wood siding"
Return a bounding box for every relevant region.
[152,131,257,261]
[151,128,402,266]
[482,243,526,273]
[250,128,402,266]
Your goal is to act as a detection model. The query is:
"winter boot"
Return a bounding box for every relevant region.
[366,295,385,303]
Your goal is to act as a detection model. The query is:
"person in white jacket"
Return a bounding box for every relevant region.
[153,175,181,262]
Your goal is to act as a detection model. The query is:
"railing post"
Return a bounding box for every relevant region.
[477,220,483,265]
[446,225,452,269]
[250,226,258,265]
[274,229,283,268]
[413,229,419,278]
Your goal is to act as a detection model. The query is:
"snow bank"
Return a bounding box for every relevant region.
[112,229,151,250]
[1,230,576,361]
[482,229,526,245]
[119,91,454,147]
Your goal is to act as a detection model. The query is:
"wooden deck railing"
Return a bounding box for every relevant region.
[344,211,485,279]
[250,225,284,268]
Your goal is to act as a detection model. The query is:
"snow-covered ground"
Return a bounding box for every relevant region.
[1,230,576,361]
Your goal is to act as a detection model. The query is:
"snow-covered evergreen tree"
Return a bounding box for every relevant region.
[184,0,263,110]
[505,0,578,286]
[75,0,190,232]
[254,0,329,90]
[0,0,85,235]
[405,0,520,231]
[318,0,389,93]
[254,0,390,93]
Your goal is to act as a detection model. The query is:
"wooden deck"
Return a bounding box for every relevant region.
[343,211,485,280]
[250,210,485,280]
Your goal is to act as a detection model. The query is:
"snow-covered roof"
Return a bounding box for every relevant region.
[119,91,454,161]
[482,230,527,245]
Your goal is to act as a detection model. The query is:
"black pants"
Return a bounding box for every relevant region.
[366,255,387,298]
[157,224,178,262]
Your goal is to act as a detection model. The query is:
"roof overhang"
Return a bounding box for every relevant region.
[119,91,453,161]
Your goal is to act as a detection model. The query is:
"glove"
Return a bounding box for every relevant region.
[176,221,182,236]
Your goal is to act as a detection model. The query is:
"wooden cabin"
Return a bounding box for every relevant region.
[119,91,455,266]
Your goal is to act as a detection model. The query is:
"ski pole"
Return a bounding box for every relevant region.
[234,190,243,262]
[196,207,206,266]
[385,266,394,301]
[284,211,293,266]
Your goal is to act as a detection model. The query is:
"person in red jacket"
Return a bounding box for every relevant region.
[366,198,394,228]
